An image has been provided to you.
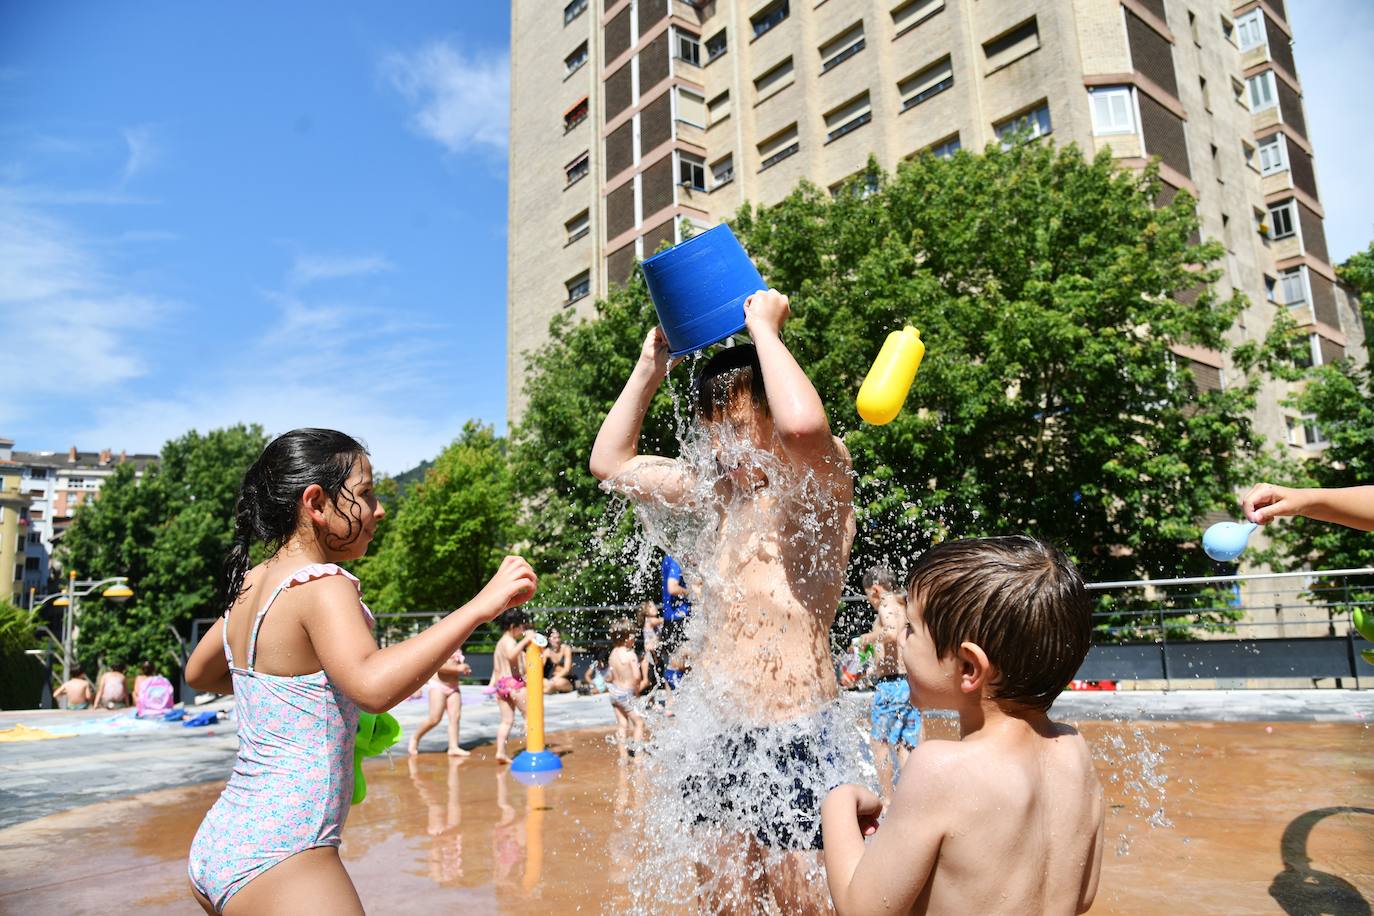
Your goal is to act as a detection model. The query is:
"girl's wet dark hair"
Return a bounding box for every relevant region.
[693,344,768,423]
[220,428,369,611]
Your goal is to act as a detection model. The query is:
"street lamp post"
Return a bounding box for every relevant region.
[32,573,134,683]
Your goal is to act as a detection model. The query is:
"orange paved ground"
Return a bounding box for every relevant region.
[0,721,1369,914]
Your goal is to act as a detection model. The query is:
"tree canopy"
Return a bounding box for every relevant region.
[512,141,1281,605]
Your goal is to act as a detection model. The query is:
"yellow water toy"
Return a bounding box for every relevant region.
[512,633,563,781]
[856,326,925,425]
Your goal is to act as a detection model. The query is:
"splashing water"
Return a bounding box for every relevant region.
[1092,723,1173,856]
[597,374,875,912]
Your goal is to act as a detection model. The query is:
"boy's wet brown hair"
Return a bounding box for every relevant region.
[907,536,1092,711]
[609,617,637,645]
[693,344,769,424]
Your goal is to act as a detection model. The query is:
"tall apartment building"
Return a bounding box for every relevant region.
[508,0,1365,441]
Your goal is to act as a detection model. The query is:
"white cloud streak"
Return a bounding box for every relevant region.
[287,252,394,288]
[120,125,160,184]
[380,40,509,154]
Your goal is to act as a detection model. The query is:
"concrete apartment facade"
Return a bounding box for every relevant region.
[508,0,1363,430]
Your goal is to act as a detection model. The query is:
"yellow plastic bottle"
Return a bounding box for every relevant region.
[856,326,925,425]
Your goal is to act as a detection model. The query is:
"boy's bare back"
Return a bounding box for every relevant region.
[608,645,643,693]
[887,722,1104,915]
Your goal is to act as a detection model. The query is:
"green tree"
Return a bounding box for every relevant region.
[514,142,1283,630]
[61,425,268,669]
[357,422,516,639]
[0,601,45,709]
[1337,240,1374,362]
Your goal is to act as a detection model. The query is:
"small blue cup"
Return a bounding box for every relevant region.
[641,224,766,357]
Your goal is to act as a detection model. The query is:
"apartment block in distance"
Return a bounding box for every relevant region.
[508,0,1366,470]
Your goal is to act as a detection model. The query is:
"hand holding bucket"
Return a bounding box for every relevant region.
[642,224,766,357]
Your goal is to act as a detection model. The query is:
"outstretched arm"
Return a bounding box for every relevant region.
[185,618,235,695]
[306,556,538,714]
[590,327,691,501]
[1243,483,1374,531]
[745,290,849,485]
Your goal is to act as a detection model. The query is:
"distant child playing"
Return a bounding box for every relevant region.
[606,617,646,759]
[408,648,473,757]
[489,608,540,764]
[183,428,537,915]
[53,667,94,710]
[854,565,922,798]
[591,289,858,911]
[823,536,1104,916]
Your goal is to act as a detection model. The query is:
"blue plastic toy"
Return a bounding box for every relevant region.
[641,224,765,358]
[1202,520,1260,562]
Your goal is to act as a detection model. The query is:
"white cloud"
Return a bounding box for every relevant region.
[287,252,394,288]
[380,40,509,154]
[120,125,160,184]
[0,196,167,402]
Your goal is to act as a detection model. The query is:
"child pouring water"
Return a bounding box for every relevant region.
[183,429,537,915]
[822,536,1104,916]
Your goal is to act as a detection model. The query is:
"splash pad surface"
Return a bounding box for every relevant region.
[0,712,1369,914]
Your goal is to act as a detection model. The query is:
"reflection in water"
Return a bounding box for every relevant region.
[491,769,525,891]
[408,756,465,885]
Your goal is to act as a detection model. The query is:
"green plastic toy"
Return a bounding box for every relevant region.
[352,711,401,805]
[1354,608,1374,667]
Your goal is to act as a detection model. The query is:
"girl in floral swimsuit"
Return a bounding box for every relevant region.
[184,429,537,915]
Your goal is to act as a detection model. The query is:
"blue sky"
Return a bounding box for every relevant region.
[1,2,1370,475]
[1,2,510,473]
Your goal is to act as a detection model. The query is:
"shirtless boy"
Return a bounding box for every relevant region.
[54,667,95,710]
[489,608,539,764]
[823,536,1105,916]
[854,565,922,798]
[606,618,646,760]
[590,289,856,912]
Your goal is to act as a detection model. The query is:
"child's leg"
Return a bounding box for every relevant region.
[630,709,645,747]
[495,696,516,763]
[766,850,829,916]
[224,847,363,916]
[695,831,766,915]
[444,691,468,756]
[611,703,630,759]
[408,687,446,755]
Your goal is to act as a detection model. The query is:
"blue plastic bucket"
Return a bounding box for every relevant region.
[641,224,766,357]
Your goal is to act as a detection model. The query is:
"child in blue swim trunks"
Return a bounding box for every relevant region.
[855,565,922,798]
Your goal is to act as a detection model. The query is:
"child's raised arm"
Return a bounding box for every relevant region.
[744,290,851,487]
[590,327,691,502]
[1243,483,1374,531]
[822,742,954,915]
[305,556,537,714]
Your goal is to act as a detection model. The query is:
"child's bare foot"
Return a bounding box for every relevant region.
[447,746,470,757]
[407,737,420,756]
[495,753,513,764]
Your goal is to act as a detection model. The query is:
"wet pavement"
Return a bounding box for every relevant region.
[1,691,1372,914]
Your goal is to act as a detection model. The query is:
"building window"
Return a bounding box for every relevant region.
[565,151,590,186]
[892,0,944,36]
[754,57,795,101]
[831,171,880,199]
[29,468,46,480]
[565,211,590,244]
[1199,76,1210,112]
[707,91,731,127]
[1231,77,1247,108]
[1268,200,1296,239]
[24,556,39,571]
[1247,71,1277,111]
[678,151,706,190]
[899,56,953,111]
[1187,10,1199,44]
[1264,275,1277,302]
[929,134,961,159]
[1279,267,1308,307]
[676,30,701,66]
[1286,414,1327,447]
[676,87,706,127]
[824,92,872,143]
[711,154,734,188]
[995,102,1051,146]
[565,271,590,306]
[1088,86,1135,135]
[819,22,865,73]
[758,124,800,171]
[1220,15,1235,44]
[565,42,588,77]
[564,97,589,132]
[1241,139,1256,170]
[563,0,587,26]
[1236,9,1266,51]
[28,531,41,545]
[706,29,728,62]
[983,17,1039,72]
[752,1,789,39]
[1258,134,1287,175]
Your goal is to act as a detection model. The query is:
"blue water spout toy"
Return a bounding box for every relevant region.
[1202,520,1259,562]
